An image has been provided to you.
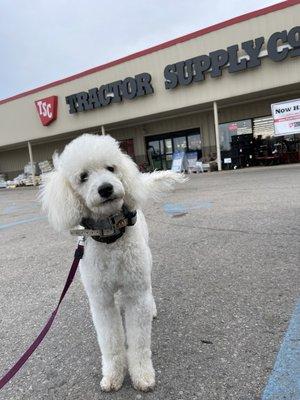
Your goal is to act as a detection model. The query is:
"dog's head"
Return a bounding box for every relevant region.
[40,134,145,231]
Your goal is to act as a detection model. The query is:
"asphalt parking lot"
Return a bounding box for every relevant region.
[0,164,300,400]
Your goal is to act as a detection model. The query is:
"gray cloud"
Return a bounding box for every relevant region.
[0,0,280,99]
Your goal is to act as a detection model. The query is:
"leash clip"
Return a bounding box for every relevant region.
[77,236,86,246]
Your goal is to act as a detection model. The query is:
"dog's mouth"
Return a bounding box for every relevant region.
[88,196,124,217]
[101,196,121,205]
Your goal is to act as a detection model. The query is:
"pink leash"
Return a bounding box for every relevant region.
[0,244,84,390]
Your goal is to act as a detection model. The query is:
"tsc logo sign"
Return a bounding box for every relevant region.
[35,96,58,126]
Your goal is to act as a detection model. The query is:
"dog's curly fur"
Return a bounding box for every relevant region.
[40,134,184,392]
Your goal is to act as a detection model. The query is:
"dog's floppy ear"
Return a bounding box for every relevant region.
[121,157,187,207]
[40,166,83,232]
[139,170,187,202]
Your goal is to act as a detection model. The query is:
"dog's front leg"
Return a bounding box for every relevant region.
[125,290,155,391]
[88,291,126,392]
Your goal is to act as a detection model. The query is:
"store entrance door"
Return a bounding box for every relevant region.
[146,129,202,170]
[147,138,173,170]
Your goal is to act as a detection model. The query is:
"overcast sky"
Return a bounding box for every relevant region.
[0,0,281,100]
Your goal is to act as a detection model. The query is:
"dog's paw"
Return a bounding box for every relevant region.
[131,368,155,392]
[100,374,124,392]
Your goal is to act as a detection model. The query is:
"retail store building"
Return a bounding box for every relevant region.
[0,0,300,179]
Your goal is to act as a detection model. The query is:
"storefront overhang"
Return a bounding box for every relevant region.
[1,81,300,154]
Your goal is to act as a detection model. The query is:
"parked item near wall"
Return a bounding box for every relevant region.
[24,162,40,176]
[38,160,53,174]
[4,160,51,188]
[6,174,41,188]
[0,174,6,188]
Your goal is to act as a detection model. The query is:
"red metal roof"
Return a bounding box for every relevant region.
[0,0,299,105]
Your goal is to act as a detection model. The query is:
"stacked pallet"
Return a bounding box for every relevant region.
[0,173,6,188]
[38,160,53,174]
[24,162,40,176]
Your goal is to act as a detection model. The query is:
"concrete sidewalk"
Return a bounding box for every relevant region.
[0,164,299,400]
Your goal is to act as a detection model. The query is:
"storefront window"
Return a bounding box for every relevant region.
[219,115,300,169]
[148,140,160,155]
[164,138,173,153]
[219,119,252,151]
[147,140,162,169]
[253,116,274,139]
[253,115,300,165]
[188,134,201,150]
[173,136,187,151]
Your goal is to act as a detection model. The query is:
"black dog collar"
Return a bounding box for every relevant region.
[70,205,137,244]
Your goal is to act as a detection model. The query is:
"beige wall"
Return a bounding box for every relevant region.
[0,138,72,178]
[0,3,300,148]
[1,90,300,178]
[0,147,29,178]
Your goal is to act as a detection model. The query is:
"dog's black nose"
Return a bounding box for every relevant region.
[98,183,114,198]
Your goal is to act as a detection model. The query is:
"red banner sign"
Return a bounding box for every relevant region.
[35,96,58,126]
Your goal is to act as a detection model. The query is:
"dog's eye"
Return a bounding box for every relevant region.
[80,171,89,183]
[106,166,115,173]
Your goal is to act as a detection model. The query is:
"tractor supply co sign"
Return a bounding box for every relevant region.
[271,99,300,136]
[34,26,300,122]
[63,26,300,115]
[35,96,58,126]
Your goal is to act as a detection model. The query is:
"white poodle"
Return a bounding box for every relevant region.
[41,134,184,392]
